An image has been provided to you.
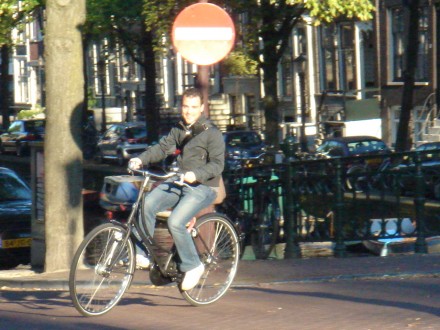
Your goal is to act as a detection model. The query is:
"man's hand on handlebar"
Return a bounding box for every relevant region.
[183,171,196,184]
[128,157,142,171]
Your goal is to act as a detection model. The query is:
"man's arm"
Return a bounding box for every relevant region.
[192,128,225,183]
[129,128,179,168]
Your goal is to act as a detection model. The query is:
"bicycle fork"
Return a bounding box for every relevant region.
[95,230,129,277]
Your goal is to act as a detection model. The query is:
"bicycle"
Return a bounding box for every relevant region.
[220,164,282,260]
[69,167,241,316]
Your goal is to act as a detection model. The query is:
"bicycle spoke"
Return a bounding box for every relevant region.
[69,224,135,316]
[181,214,239,306]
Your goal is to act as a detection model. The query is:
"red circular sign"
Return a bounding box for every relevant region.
[172,3,235,66]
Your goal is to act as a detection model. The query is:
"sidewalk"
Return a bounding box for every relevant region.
[1,252,440,290]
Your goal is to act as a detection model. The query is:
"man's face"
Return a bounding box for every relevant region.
[182,95,204,125]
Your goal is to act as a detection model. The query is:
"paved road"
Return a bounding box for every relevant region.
[0,275,439,329]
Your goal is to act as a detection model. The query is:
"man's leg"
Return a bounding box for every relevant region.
[142,180,181,236]
[167,184,216,272]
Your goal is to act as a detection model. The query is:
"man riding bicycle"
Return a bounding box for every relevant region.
[128,87,225,291]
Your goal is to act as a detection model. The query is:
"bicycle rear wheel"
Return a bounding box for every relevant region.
[251,195,280,259]
[181,213,240,306]
[69,223,135,316]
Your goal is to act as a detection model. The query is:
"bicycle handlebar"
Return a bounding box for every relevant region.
[127,164,193,189]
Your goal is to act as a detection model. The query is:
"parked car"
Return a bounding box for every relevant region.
[388,142,440,198]
[313,136,392,191]
[96,122,148,166]
[414,141,440,163]
[315,136,391,158]
[223,130,267,170]
[0,119,45,156]
[0,167,32,269]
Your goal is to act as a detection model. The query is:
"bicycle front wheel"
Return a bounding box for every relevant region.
[69,223,135,317]
[181,213,240,306]
[251,195,280,259]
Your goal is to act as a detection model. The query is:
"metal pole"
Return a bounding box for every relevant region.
[101,77,106,133]
[197,0,210,117]
[197,66,210,117]
[299,71,308,152]
[333,159,346,257]
[413,152,428,253]
[283,159,301,258]
[436,3,440,117]
[98,59,107,134]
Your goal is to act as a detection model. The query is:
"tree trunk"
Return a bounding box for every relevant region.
[0,44,11,130]
[44,0,86,272]
[395,0,420,152]
[142,28,159,143]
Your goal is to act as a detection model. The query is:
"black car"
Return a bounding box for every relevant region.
[96,122,148,166]
[389,142,440,198]
[0,118,45,156]
[223,130,266,170]
[0,168,32,269]
[316,136,390,158]
[314,136,391,191]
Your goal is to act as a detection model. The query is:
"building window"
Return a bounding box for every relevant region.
[389,6,429,82]
[17,59,29,103]
[339,23,355,91]
[281,55,292,97]
[417,7,429,81]
[319,25,337,91]
[319,23,355,92]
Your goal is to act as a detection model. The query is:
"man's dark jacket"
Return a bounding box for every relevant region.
[138,115,225,187]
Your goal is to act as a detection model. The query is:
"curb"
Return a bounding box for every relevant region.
[1,269,439,291]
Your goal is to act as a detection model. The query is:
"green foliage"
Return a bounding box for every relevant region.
[0,0,41,46]
[300,0,375,23]
[87,87,97,109]
[17,105,45,119]
[142,0,192,52]
[222,50,258,76]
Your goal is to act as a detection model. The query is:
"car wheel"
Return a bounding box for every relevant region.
[117,151,126,166]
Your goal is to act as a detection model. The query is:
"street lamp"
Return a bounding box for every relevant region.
[293,54,308,152]
[97,58,107,133]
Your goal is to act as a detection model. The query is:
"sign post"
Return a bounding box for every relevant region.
[172,3,235,115]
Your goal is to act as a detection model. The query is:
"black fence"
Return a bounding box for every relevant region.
[222,149,440,258]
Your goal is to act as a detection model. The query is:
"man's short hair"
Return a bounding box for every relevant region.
[183,87,203,102]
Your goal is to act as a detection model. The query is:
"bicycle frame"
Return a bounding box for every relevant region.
[109,171,181,279]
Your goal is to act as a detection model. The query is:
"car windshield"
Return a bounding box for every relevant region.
[347,140,388,154]
[126,127,146,139]
[226,132,262,147]
[0,173,31,201]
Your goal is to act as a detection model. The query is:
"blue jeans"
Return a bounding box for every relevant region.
[141,178,217,272]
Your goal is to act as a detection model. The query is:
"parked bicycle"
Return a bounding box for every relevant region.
[69,166,240,316]
[219,164,282,260]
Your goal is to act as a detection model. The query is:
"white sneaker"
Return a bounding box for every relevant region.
[181,264,205,291]
[136,254,150,270]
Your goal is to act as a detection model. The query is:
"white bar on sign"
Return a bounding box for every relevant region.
[175,27,233,41]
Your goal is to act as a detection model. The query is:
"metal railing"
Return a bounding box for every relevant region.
[222,149,440,258]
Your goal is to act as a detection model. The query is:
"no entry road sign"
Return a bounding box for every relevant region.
[172,3,235,66]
